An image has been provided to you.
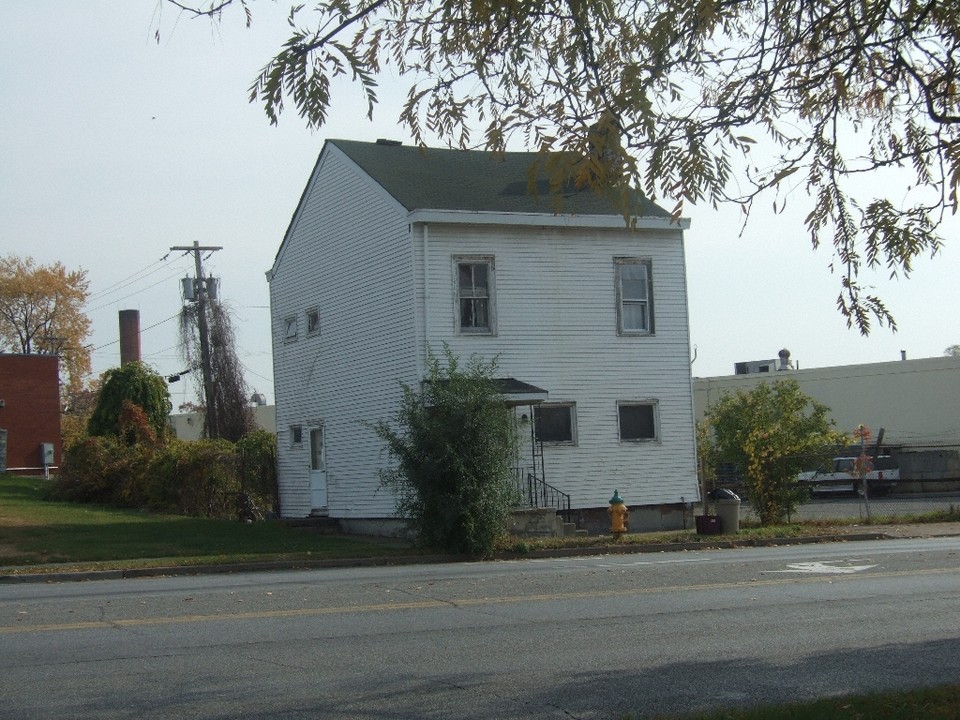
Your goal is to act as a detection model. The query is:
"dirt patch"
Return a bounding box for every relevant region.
[0,544,44,563]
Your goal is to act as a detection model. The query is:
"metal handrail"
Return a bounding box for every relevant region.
[514,468,571,520]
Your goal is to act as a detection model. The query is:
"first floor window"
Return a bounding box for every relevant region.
[618,402,658,441]
[289,424,303,446]
[615,258,654,335]
[456,257,495,333]
[534,403,577,444]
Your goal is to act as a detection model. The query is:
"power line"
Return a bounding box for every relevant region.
[240,360,273,384]
[87,254,191,302]
[91,312,181,351]
[87,257,169,300]
[86,268,190,312]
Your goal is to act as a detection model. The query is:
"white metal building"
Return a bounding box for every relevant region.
[694,354,960,448]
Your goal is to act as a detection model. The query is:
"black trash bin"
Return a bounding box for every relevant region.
[708,488,741,534]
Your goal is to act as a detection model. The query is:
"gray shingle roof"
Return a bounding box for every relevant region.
[329,139,669,218]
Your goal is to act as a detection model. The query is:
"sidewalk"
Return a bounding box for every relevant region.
[2,521,959,584]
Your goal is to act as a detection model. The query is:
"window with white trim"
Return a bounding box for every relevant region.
[534,403,577,445]
[283,316,298,343]
[615,258,654,335]
[455,257,495,334]
[618,401,659,442]
[289,424,303,446]
[306,308,321,336]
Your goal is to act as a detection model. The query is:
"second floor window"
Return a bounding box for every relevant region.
[615,258,654,335]
[456,257,495,334]
[306,308,321,335]
[283,316,298,342]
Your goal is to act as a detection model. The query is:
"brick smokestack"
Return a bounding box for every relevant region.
[119,309,141,365]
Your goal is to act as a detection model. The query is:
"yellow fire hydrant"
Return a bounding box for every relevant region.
[608,489,629,537]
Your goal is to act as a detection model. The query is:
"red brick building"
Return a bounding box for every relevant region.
[0,354,61,473]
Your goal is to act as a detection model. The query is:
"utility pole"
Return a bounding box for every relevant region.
[170,241,222,438]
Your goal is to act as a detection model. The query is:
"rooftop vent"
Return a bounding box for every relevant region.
[376,139,402,146]
[778,348,793,370]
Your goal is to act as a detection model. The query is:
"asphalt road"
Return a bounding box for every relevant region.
[2,538,959,719]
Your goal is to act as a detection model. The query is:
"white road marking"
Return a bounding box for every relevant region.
[770,561,878,574]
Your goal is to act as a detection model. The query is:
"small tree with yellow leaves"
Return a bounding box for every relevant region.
[706,379,846,525]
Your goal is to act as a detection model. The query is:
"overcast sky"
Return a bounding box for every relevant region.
[2,2,958,409]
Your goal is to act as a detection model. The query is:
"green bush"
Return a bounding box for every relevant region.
[56,435,151,507]
[374,348,520,556]
[59,417,277,521]
[235,429,279,516]
[145,439,240,517]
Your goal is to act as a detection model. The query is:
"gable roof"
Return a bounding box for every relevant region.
[329,139,670,218]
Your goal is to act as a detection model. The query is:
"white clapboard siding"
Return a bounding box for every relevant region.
[270,147,418,518]
[415,222,699,507]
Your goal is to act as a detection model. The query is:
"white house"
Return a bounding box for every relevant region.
[267,139,700,534]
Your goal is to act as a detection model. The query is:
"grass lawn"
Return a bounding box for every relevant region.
[0,474,412,573]
[3,473,958,575]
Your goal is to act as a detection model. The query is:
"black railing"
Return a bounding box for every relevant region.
[515,468,571,521]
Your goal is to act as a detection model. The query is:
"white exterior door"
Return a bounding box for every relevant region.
[309,426,327,509]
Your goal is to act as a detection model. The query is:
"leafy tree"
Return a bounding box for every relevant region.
[706,379,846,525]
[0,254,91,390]
[164,0,951,332]
[374,348,520,555]
[695,418,718,492]
[61,377,102,449]
[88,362,172,441]
[946,345,960,357]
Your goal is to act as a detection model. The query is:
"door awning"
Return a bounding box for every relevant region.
[494,378,549,407]
[420,377,548,407]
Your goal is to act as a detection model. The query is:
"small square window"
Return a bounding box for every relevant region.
[306,308,320,335]
[283,316,298,343]
[534,403,577,444]
[618,402,658,442]
[289,425,303,445]
[455,257,495,334]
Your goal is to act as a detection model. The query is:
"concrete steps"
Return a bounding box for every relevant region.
[509,507,586,538]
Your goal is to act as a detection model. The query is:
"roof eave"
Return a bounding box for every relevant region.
[406,209,690,230]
